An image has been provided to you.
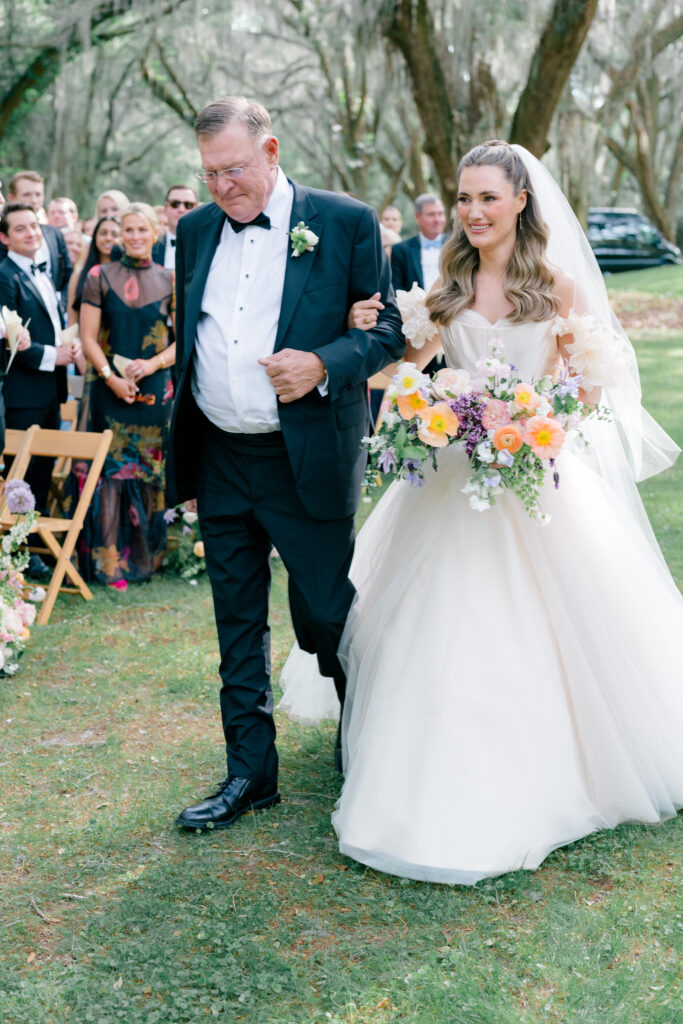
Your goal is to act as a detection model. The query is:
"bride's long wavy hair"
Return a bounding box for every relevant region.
[427,141,559,326]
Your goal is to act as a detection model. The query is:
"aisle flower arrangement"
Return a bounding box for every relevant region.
[0,481,45,674]
[162,505,206,580]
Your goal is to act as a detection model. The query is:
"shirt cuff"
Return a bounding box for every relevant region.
[39,346,57,372]
[316,371,329,398]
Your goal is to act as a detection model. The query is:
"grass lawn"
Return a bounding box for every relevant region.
[0,326,681,1023]
[605,263,683,297]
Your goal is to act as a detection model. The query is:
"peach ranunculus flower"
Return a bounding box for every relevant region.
[513,383,541,413]
[431,367,472,400]
[417,403,460,447]
[193,541,205,559]
[492,423,523,453]
[481,398,512,430]
[397,391,429,419]
[524,416,566,459]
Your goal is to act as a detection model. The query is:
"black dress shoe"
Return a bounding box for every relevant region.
[176,776,280,832]
[26,554,51,580]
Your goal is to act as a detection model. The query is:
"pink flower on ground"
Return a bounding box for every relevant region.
[524,416,566,459]
[480,399,512,430]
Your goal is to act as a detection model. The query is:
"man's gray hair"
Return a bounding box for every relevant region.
[195,97,272,140]
[414,192,442,215]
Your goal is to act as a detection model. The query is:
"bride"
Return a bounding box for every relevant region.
[279,140,683,884]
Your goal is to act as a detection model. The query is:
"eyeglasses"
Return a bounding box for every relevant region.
[195,152,259,185]
[167,199,197,210]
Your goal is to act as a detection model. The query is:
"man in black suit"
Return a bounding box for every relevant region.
[390,192,447,374]
[167,96,404,832]
[2,171,73,318]
[152,185,199,268]
[0,204,78,512]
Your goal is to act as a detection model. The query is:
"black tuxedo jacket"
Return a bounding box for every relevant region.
[0,257,67,410]
[167,180,405,520]
[390,235,424,292]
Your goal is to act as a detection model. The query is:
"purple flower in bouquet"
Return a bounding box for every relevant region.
[163,508,178,524]
[404,459,425,487]
[377,448,398,473]
[451,393,487,456]
[182,524,193,536]
[556,361,582,399]
[4,480,35,515]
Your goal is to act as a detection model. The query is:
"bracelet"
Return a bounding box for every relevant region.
[98,363,112,380]
[158,351,169,369]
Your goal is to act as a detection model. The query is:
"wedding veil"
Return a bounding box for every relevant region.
[512,145,680,553]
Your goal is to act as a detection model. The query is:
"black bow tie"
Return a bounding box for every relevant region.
[227,212,271,233]
[169,237,176,247]
[30,261,48,275]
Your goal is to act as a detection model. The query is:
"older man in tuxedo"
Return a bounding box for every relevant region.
[167,97,404,832]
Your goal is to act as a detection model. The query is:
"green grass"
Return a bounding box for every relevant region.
[605,263,683,297]
[0,327,681,1024]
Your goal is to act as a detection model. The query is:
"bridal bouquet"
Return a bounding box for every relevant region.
[0,481,45,674]
[364,347,602,523]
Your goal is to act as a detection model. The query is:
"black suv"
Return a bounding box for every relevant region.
[587,208,681,273]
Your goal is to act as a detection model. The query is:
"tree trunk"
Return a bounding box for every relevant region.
[509,0,598,156]
[382,0,459,208]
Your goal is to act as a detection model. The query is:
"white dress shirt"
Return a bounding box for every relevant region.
[192,167,294,433]
[8,250,60,372]
[163,233,176,271]
[419,233,444,291]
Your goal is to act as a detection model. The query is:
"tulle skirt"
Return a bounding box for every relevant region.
[280,444,683,884]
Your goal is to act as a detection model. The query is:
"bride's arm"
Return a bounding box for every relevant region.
[553,270,602,406]
[348,283,442,374]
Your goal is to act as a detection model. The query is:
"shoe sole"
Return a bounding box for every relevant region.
[175,791,281,832]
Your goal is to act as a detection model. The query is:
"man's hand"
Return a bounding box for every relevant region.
[258,349,327,404]
[55,345,76,366]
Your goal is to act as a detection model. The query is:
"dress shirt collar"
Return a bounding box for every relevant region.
[419,232,444,249]
[7,250,40,276]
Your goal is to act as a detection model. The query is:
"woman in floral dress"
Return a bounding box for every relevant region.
[74,202,175,590]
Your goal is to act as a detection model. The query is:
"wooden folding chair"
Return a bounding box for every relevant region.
[0,427,113,625]
[48,400,79,515]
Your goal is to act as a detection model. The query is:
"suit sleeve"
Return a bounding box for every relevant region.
[311,206,405,401]
[0,273,45,372]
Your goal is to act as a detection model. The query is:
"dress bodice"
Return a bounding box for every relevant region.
[440,310,560,381]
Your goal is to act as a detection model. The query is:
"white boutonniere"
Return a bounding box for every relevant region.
[289,221,319,258]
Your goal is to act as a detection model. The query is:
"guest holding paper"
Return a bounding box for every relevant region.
[74,202,175,591]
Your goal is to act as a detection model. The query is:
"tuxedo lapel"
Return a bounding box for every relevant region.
[17,264,52,320]
[274,182,322,351]
[409,237,424,289]
[181,206,225,370]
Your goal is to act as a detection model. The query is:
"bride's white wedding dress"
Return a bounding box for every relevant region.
[279,311,683,884]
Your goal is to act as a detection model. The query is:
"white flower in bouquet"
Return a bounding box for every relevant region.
[379,408,400,428]
[395,283,435,350]
[553,311,631,389]
[431,367,472,400]
[2,605,23,639]
[182,510,198,525]
[394,362,430,396]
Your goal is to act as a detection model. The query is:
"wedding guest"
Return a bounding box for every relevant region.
[95,190,130,221]
[0,204,79,524]
[61,226,84,268]
[391,192,447,372]
[380,224,401,260]
[75,202,175,591]
[152,185,198,269]
[2,172,73,315]
[68,216,120,324]
[380,205,403,236]
[48,197,78,230]
[82,217,96,238]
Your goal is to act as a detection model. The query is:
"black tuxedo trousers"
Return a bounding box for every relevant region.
[197,415,355,782]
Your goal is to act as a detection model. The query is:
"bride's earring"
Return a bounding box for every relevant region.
[518,211,523,231]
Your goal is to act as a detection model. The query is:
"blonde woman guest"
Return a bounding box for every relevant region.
[95,190,130,221]
[73,203,175,590]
